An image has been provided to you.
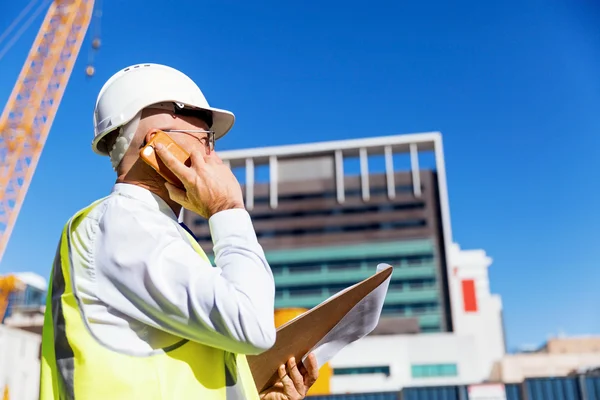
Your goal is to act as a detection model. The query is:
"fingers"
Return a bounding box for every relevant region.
[201,150,223,165]
[212,152,224,164]
[286,357,305,391]
[302,353,319,387]
[271,357,319,400]
[154,143,195,183]
[189,149,206,167]
[277,364,297,395]
[298,361,307,376]
[277,363,287,380]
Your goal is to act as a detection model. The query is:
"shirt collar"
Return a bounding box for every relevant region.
[111,183,179,221]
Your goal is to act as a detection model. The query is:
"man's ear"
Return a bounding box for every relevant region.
[144,129,160,146]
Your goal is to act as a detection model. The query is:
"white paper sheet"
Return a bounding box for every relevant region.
[303,263,393,368]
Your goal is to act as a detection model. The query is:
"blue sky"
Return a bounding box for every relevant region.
[0,0,599,350]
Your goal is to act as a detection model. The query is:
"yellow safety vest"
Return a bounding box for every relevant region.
[39,200,261,399]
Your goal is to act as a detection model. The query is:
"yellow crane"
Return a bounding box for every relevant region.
[0,0,96,265]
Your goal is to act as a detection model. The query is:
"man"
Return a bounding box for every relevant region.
[40,63,319,399]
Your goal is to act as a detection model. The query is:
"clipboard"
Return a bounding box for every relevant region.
[247,264,393,392]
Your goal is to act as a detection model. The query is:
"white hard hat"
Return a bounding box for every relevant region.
[92,63,235,155]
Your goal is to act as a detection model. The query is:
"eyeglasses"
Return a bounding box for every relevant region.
[163,129,215,154]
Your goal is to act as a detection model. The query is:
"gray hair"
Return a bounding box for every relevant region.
[108,111,142,170]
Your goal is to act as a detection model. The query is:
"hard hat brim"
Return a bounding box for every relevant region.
[91,105,235,156]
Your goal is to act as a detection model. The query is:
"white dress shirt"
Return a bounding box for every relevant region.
[70,183,276,356]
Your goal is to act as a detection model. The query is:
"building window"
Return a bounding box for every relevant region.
[288,264,322,274]
[333,366,390,377]
[292,287,323,296]
[411,363,458,378]
[419,326,442,333]
[327,260,361,271]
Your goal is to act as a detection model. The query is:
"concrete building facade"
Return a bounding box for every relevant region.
[184,132,456,334]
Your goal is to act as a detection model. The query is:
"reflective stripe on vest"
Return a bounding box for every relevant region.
[39,200,260,400]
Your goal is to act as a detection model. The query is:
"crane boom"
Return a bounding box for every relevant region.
[0,0,95,264]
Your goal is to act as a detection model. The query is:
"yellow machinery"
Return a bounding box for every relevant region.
[0,0,96,264]
[0,274,24,323]
[274,308,333,395]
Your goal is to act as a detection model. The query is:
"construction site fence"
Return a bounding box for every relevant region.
[307,376,600,400]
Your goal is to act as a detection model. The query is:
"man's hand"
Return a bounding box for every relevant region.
[260,354,319,400]
[154,144,244,218]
